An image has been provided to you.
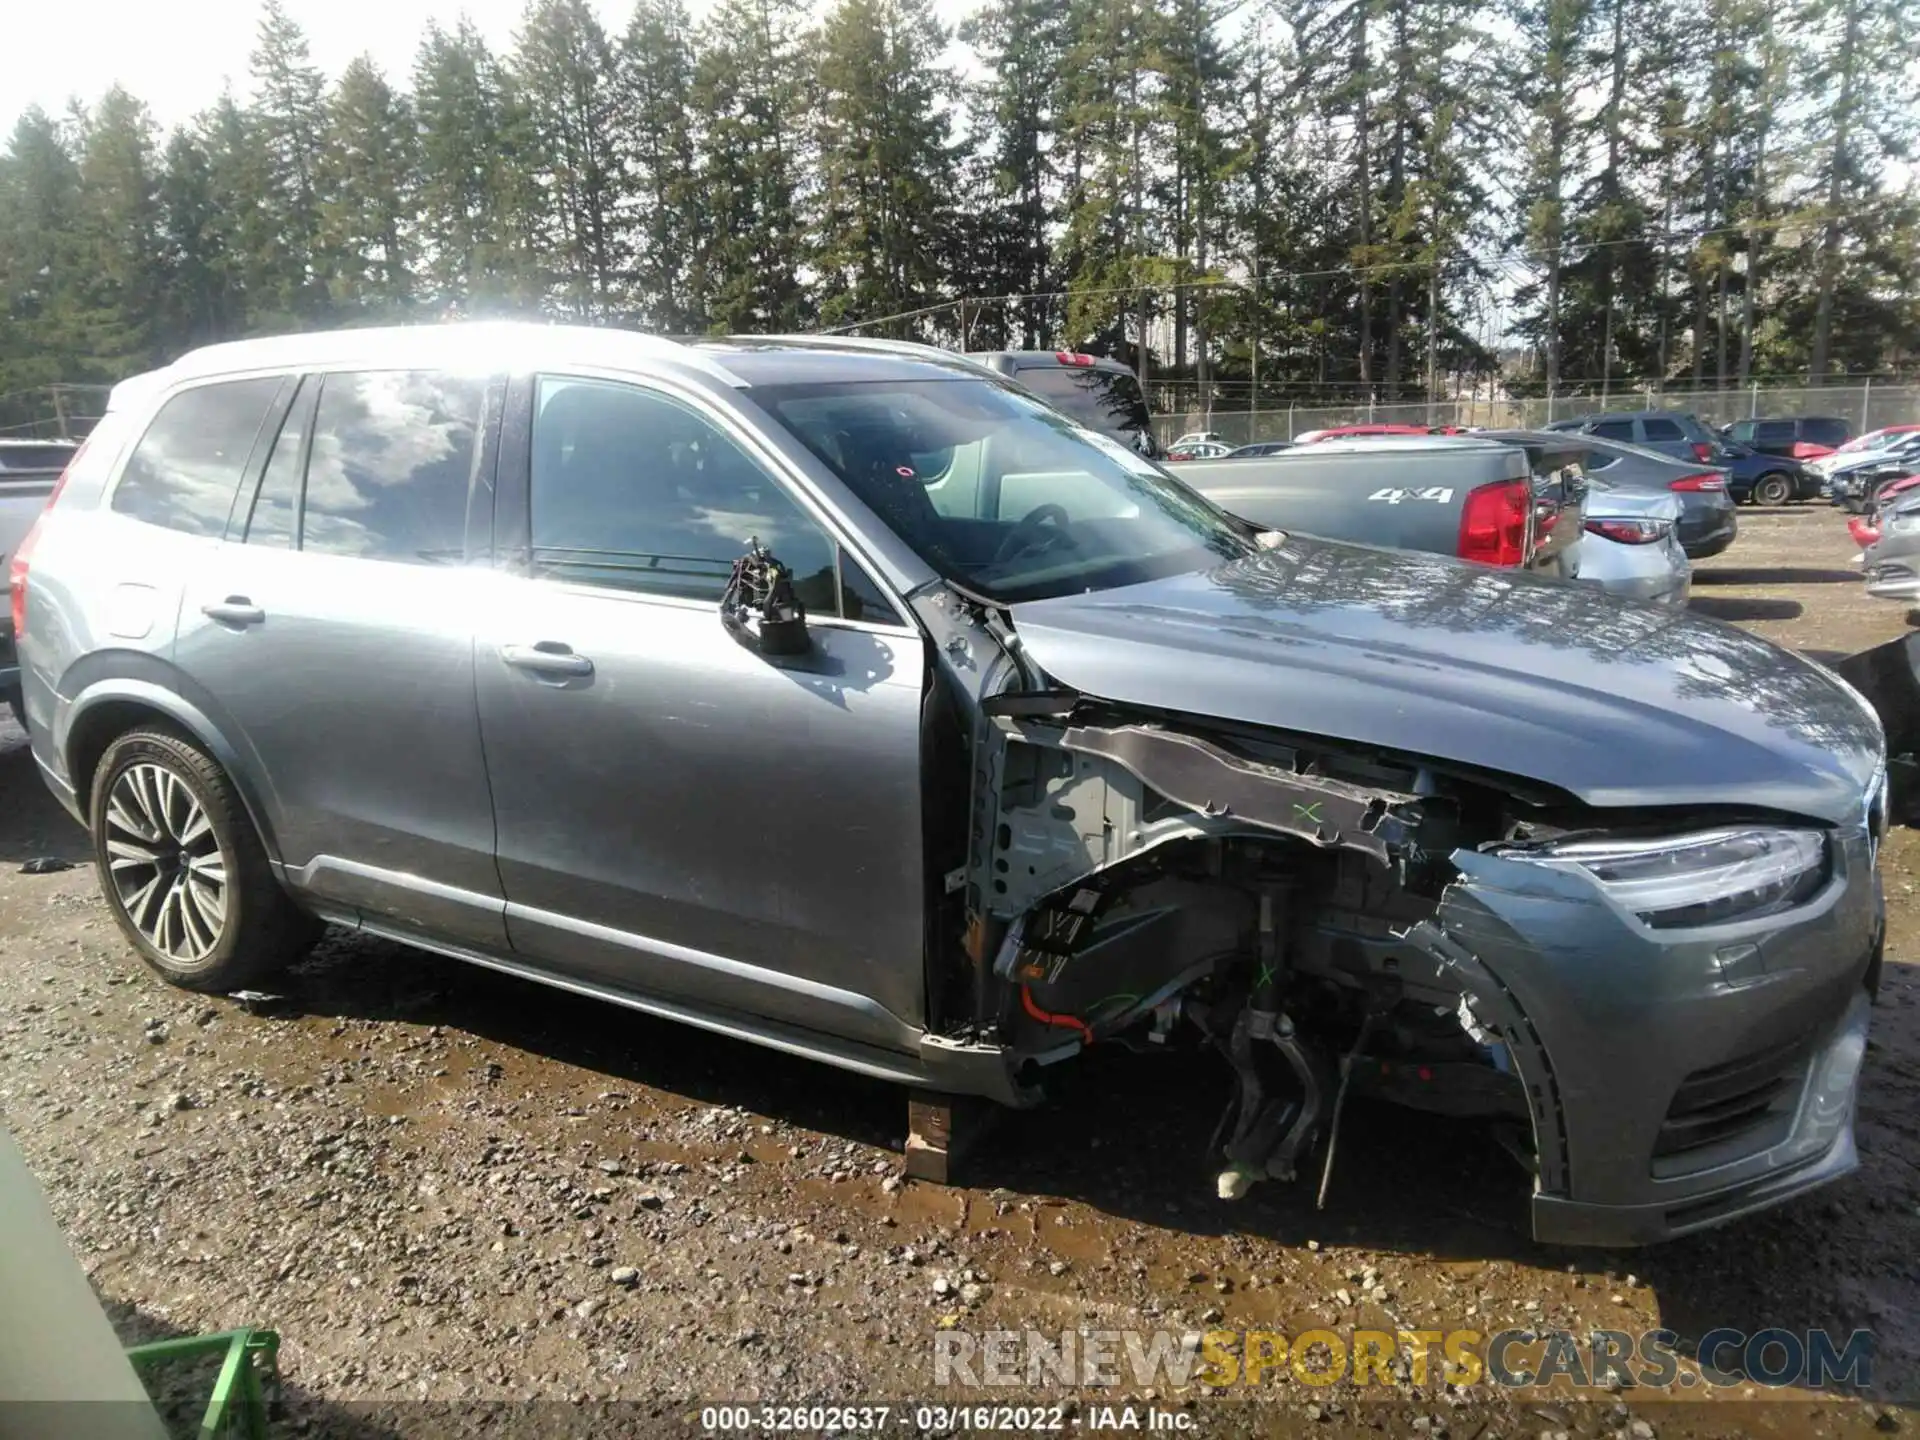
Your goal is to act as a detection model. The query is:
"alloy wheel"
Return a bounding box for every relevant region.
[104,762,228,963]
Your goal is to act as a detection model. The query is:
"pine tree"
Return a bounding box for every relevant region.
[69,88,167,376]
[514,0,624,318]
[155,127,240,352]
[1056,0,1167,368]
[811,0,958,334]
[197,93,287,334]
[691,0,811,331]
[959,0,1071,346]
[614,0,703,330]
[315,57,418,316]
[249,0,329,322]
[1788,0,1917,380]
[1503,0,1591,395]
[0,108,86,398]
[415,21,501,309]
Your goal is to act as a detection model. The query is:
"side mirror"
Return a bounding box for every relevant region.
[721,539,811,657]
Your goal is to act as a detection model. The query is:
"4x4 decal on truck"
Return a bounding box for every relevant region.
[1367,486,1456,504]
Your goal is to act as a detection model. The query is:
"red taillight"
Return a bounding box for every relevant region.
[1669,472,1726,492]
[1585,517,1670,546]
[1458,479,1532,566]
[1054,351,1095,367]
[1791,442,1834,459]
[1849,516,1881,549]
[9,460,75,639]
[1690,442,1714,461]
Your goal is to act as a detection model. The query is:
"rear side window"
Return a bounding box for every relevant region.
[1804,418,1850,447]
[112,378,283,536]
[303,371,485,564]
[1591,419,1636,441]
[1640,418,1684,441]
[1755,420,1796,445]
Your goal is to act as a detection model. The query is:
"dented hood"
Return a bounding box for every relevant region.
[1008,537,1883,824]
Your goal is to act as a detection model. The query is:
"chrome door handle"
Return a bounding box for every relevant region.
[500,643,594,677]
[202,598,265,626]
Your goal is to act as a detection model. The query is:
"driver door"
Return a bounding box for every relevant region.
[472,373,931,1051]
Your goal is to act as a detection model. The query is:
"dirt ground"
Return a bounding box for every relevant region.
[3,505,1919,1439]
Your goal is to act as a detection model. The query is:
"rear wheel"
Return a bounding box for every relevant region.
[89,726,319,991]
[1753,471,1794,507]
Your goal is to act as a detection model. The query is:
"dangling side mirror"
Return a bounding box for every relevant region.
[721,539,811,657]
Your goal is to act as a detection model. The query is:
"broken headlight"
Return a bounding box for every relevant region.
[1507,828,1828,929]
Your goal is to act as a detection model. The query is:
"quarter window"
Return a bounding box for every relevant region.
[112,378,283,536]
[302,371,485,564]
[1754,420,1796,445]
[1641,418,1685,441]
[530,377,885,620]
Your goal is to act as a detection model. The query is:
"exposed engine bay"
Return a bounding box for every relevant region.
[934,674,1563,1208]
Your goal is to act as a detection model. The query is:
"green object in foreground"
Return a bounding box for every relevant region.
[124,1328,279,1439]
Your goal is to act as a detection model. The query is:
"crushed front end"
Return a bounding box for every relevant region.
[937,671,1885,1247]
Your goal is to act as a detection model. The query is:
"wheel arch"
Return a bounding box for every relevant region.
[64,680,285,867]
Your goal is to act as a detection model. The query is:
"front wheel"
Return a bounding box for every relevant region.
[90,726,319,991]
[1753,472,1794,507]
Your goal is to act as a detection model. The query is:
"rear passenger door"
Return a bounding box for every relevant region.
[174,368,510,948]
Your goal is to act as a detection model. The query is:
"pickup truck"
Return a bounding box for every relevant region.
[1168,435,1585,579]
[1,439,77,724]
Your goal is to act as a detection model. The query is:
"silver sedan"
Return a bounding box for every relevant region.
[1574,482,1691,608]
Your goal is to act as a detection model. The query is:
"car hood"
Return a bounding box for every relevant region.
[1008,537,1883,824]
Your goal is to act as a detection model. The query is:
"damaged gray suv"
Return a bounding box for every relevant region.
[12,325,1887,1246]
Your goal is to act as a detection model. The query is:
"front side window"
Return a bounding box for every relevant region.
[112,378,283,536]
[752,378,1255,604]
[530,377,887,619]
[302,370,484,563]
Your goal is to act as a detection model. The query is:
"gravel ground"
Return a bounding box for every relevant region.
[3,504,1918,1439]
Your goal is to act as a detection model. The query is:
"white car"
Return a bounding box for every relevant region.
[1813,429,1920,477]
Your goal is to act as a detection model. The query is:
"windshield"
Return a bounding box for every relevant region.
[1009,364,1152,437]
[751,378,1256,603]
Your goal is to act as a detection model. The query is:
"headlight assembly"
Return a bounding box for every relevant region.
[1499,828,1829,929]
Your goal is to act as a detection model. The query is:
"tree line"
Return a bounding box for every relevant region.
[1,0,1914,426]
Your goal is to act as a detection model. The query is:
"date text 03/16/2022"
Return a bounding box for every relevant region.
[699,1405,1191,1431]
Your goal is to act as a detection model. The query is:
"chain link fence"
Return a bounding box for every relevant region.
[1153,383,1920,448]
[0,385,113,441]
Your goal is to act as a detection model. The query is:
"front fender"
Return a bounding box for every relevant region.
[60,674,286,866]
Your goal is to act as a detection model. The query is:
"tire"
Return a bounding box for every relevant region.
[89,726,319,992]
[1753,472,1794,507]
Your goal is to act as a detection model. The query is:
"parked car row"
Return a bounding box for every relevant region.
[5,327,1889,1250]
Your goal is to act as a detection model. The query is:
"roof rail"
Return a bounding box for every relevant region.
[721,334,1005,378]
